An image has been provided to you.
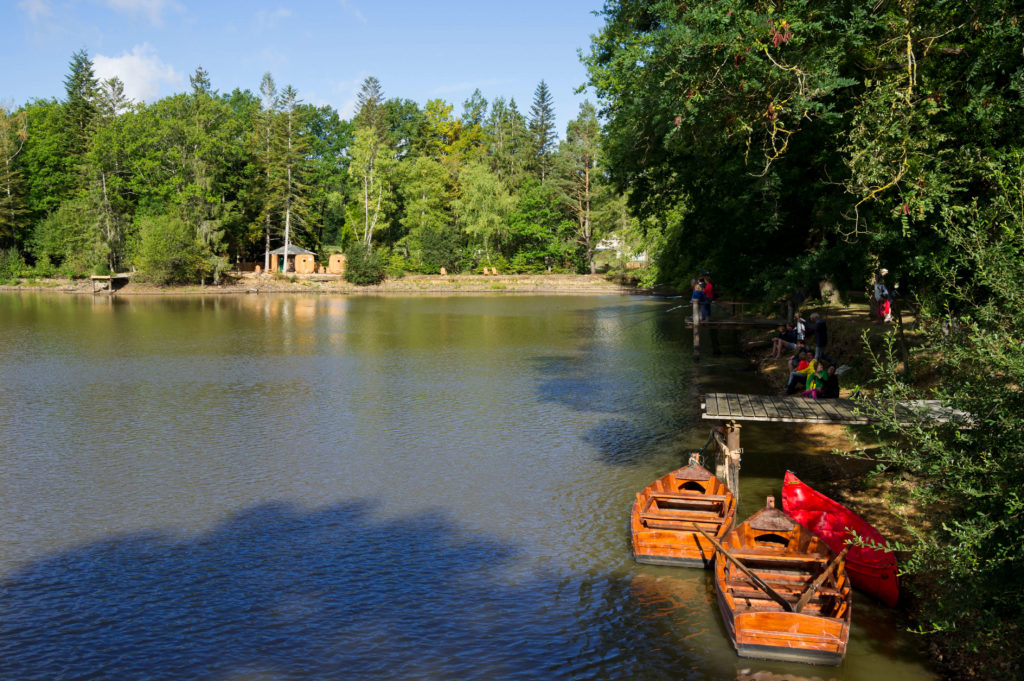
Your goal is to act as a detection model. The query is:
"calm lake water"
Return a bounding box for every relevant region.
[0,293,935,681]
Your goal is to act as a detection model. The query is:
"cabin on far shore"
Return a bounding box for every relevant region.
[269,245,317,274]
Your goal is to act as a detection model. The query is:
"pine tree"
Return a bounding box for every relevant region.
[528,80,557,182]
[63,49,98,160]
[558,101,603,273]
[354,76,385,132]
[269,85,310,268]
[258,72,277,270]
[485,97,530,189]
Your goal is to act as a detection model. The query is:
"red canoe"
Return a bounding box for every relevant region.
[781,471,899,606]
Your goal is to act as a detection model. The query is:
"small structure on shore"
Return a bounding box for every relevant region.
[268,245,317,274]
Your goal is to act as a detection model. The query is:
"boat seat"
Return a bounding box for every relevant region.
[730,596,831,616]
[640,510,728,525]
[725,550,829,565]
[648,491,729,502]
[727,579,842,599]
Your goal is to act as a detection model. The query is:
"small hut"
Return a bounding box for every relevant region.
[268,245,316,274]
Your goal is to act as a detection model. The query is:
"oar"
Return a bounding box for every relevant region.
[690,524,795,613]
[794,545,849,613]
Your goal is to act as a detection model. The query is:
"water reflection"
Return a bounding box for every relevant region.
[0,294,936,680]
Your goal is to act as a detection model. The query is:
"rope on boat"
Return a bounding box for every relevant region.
[690,429,717,467]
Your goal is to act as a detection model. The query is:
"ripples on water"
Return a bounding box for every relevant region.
[0,294,933,680]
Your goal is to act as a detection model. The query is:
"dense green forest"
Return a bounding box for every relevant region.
[587,1,1023,677]
[0,52,632,285]
[3,2,1024,675]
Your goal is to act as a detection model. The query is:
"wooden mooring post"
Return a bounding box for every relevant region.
[710,422,742,500]
[692,299,701,361]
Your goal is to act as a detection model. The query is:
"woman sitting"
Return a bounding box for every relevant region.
[801,362,830,399]
[821,364,840,399]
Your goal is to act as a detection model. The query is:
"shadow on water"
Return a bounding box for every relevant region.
[0,500,730,681]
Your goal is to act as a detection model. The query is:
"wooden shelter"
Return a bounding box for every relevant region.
[269,245,316,274]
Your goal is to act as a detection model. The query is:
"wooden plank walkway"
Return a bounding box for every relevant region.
[702,392,971,426]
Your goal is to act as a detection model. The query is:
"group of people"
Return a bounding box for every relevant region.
[782,346,840,398]
[769,311,839,399]
[690,273,714,321]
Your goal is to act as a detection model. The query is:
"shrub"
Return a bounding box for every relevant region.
[0,247,25,283]
[385,252,409,279]
[343,244,385,285]
[30,255,58,279]
[134,215,207,285]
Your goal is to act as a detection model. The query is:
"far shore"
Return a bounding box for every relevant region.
[0,272,650,296]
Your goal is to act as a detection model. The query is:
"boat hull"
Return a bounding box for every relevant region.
[631,462,737,568]
[782,471,899,606]
[717,586,847,665]
[714,498,851,666]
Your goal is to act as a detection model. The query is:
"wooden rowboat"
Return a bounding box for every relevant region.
[782,470,899,606]
[631,455,737,567]
[714,496,852,665]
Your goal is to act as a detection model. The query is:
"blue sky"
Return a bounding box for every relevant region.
[4,0,607,136]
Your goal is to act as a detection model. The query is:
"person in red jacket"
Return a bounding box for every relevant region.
[701,274,714,320]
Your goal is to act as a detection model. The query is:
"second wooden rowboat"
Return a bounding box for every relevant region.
[631,455,737,568]
[782,471,899,606]
[714,496,852,665]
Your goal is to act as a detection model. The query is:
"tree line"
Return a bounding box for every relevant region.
[0,50,631,285]
[586,1,1024,676]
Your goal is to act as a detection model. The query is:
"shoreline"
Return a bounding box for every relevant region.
[0,273,647,296]
[737,307,918,548]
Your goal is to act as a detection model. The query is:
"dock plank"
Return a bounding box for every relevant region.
[701,392,959,426]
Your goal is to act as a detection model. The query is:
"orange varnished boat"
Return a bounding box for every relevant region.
[631,456,737,567]
[714,497,852,665]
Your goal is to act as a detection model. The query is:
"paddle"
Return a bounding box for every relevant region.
[794,545,849,613]
[690,524,795,613]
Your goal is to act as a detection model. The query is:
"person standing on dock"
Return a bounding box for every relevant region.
[691,280,706,308]
[701,275,714,320]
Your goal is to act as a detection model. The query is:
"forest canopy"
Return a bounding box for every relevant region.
[0,54,630,284]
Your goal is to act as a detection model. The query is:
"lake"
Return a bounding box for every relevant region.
[0,293,935,680]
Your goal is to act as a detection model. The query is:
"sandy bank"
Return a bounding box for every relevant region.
[1,272,643,296]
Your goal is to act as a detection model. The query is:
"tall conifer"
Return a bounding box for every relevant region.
[528,80,556,182]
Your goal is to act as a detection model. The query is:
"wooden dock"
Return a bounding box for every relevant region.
[90,274,131,294]
[702,392,971,426]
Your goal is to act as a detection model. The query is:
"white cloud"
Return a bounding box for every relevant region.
[94,44,183,102]
[338,0,366,25]
[104,0,178,26]
[17,0,52,22]
[255,7,292,31]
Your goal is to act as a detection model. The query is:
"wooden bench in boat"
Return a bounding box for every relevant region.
[739,627,843,644]
[640,510,728,525]
[647,491,730,502]
[727,579,842,600]
[726,551,829,566]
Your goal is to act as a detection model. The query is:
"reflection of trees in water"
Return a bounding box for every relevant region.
[0,501,750,681]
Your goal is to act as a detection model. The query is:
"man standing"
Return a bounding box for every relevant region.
[809,312,833,364]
